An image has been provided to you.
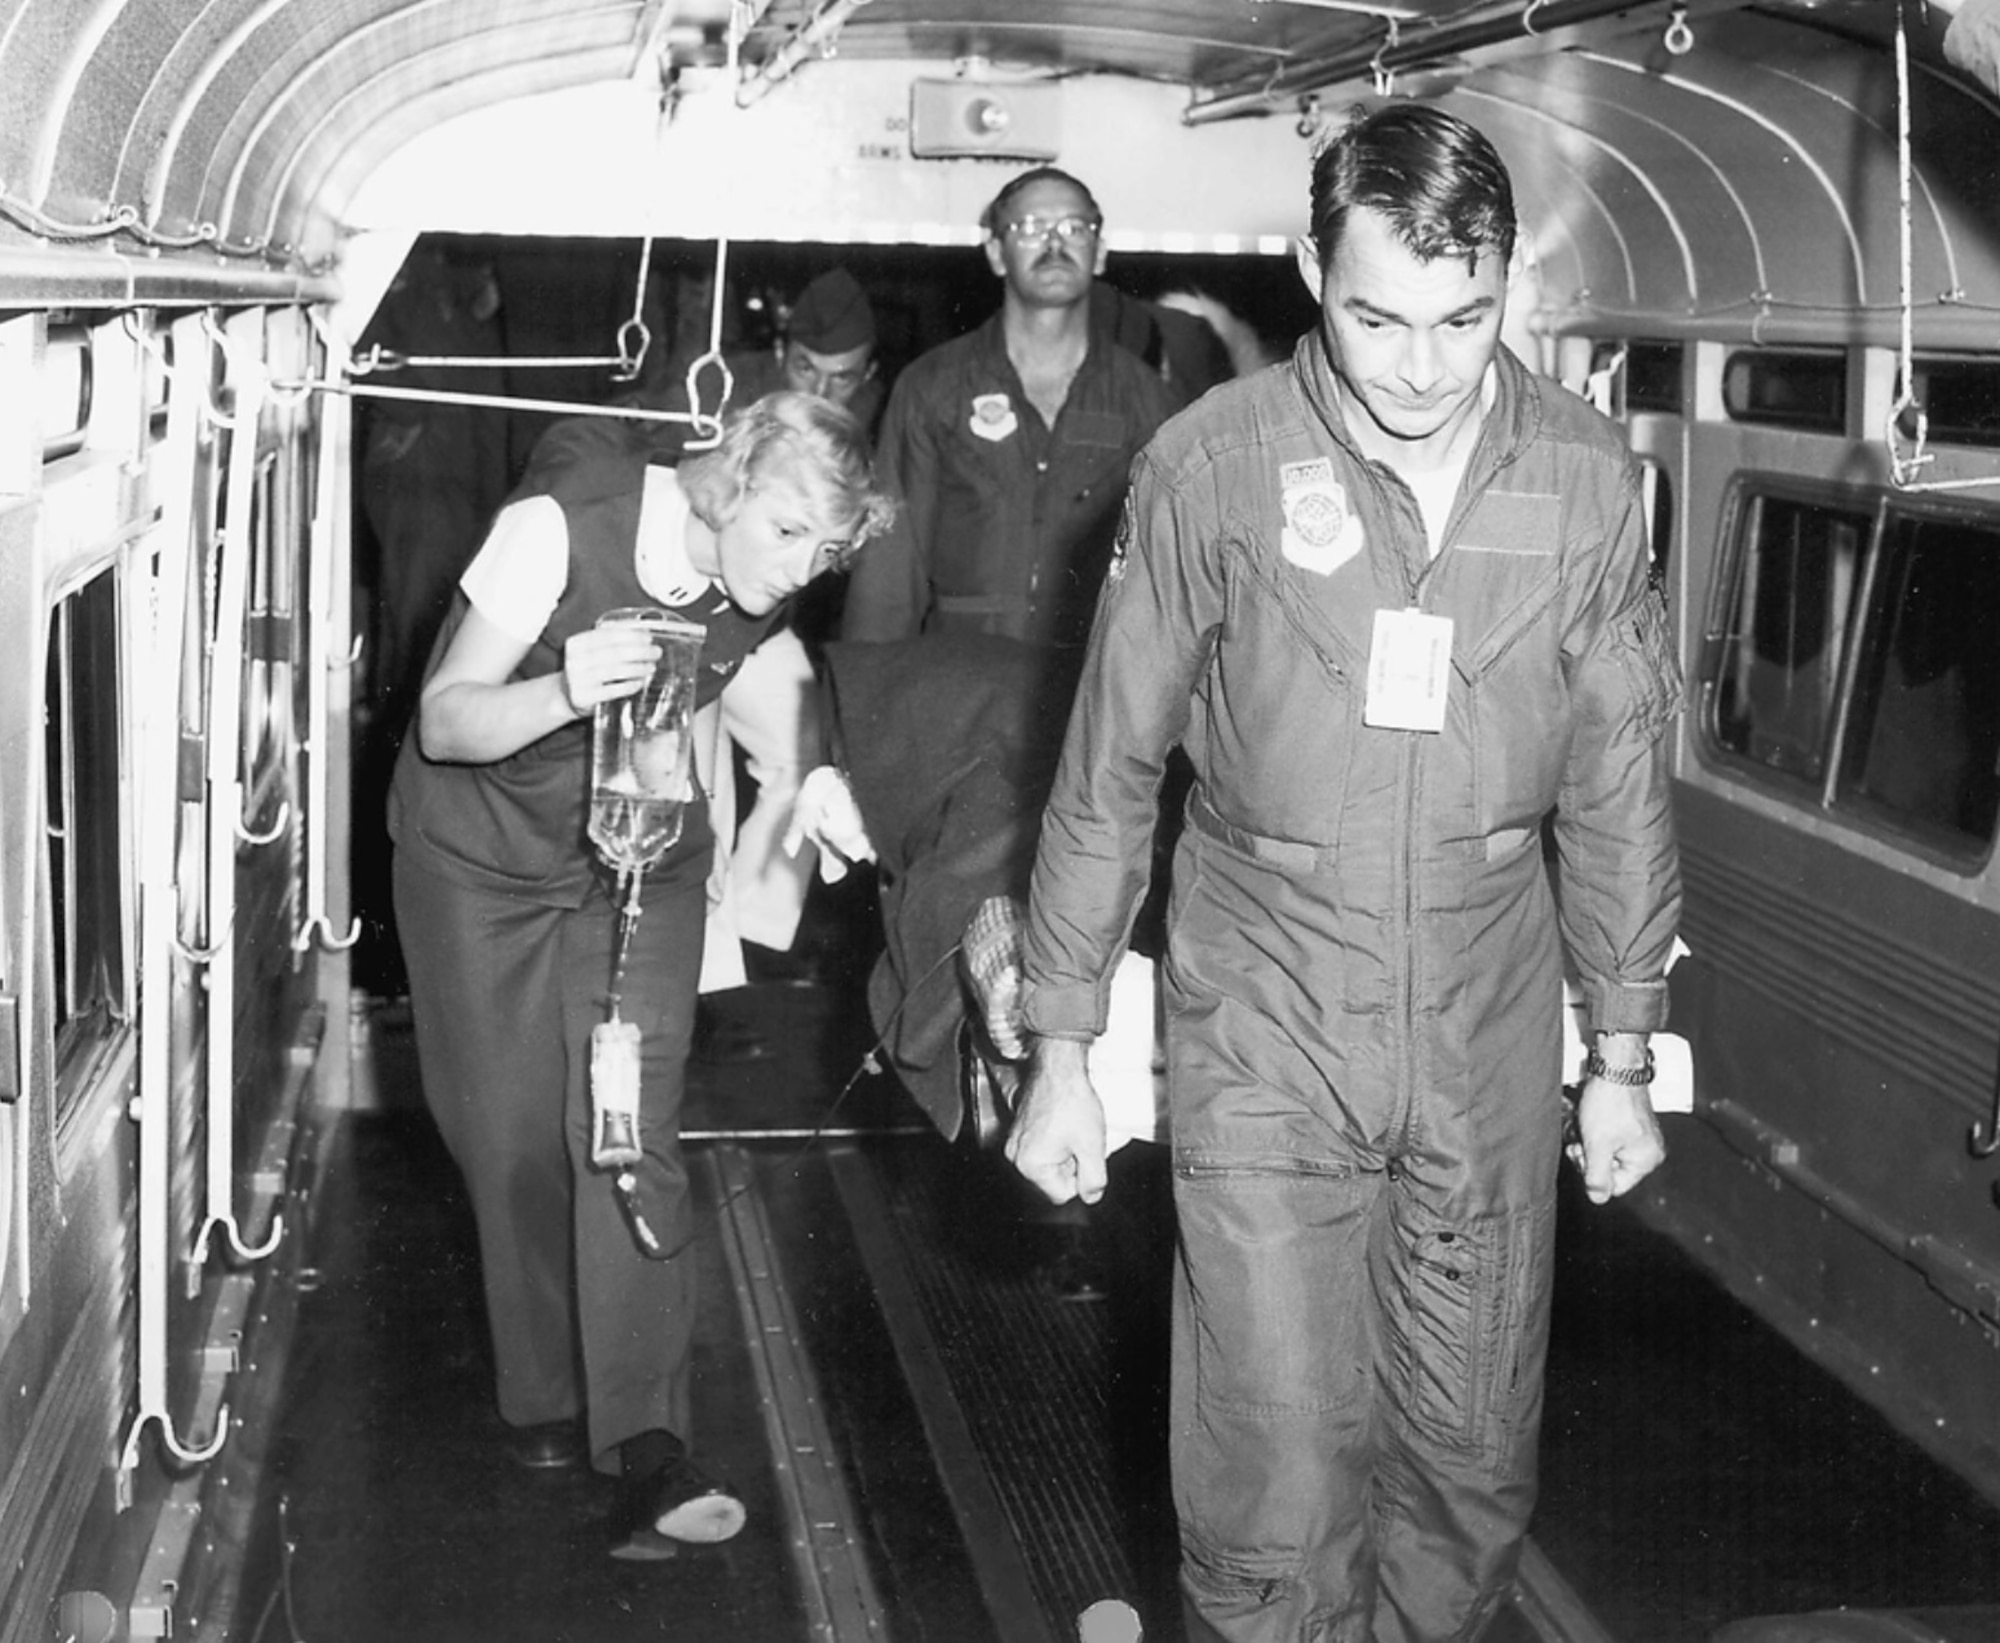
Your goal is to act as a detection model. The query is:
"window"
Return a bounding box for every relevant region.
[1624,343,1683,415]
[1705,478,2000,861]
[45,566,129,1101]
[1723,350,1847,434]
[1711,490,1871,783]
[1839,515,2000,850]
[1897,357,2000,450]
[41,319,91,457]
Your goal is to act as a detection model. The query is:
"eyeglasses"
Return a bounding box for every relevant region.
[1000,214,1102,245]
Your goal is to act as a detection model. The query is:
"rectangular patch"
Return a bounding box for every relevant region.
[1063,410,1131,450]
[1280,457,1336,487]
[1454,490,1562,556]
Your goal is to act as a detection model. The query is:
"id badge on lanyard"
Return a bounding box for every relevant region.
[1364,607,1454,733]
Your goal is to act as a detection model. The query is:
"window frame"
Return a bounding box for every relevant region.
[1700,471,2000,872]
[43,557,136,1117]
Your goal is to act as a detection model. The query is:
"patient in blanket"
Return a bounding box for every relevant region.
[787,635,1164,1151]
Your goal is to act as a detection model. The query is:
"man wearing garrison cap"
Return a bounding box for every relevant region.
[777,267,882,434]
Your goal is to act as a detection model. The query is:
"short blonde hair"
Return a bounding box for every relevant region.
[679,389,894,568]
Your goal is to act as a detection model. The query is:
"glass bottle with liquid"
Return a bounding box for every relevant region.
[586,607,705,875]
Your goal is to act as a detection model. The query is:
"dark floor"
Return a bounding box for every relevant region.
[236,948,2000,1643]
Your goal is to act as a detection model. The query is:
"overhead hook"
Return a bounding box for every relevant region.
[1371,19,1400,97]
[613,233,660,386]
[1886,391,1933,488]
[1664,2,1694,55]
[612,317,653,385]
[681,347,734,451]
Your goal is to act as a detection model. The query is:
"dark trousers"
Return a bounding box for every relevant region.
[393,826,709,1474]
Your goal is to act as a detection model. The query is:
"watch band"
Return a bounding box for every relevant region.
[1585,1046,1654,1086]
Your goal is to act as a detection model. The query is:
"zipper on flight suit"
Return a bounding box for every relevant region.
[1379,459,1465,1162]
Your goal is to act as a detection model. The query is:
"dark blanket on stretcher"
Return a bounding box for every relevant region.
[820,637,1073,1139]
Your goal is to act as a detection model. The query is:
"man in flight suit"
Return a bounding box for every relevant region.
[840,165,1173,651]
[1008,104,1682,1641]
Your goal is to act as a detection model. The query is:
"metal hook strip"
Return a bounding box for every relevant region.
[294,912,362,953]
[193,1210,285,1267]
[121,1405,229,1473]
[236,797,290,846]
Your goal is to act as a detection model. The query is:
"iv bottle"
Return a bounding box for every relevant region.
[587,608,705,876]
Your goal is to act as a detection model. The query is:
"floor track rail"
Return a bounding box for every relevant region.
[706,1143,892,1643]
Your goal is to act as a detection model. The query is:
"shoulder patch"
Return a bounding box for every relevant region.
[1107,489,1137,587]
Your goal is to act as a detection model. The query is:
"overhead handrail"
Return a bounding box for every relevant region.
[340,102,666,398]
[122,310,231,1492]
[283,225,739,437]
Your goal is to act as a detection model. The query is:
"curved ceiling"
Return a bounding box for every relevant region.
[0,0,1994,349]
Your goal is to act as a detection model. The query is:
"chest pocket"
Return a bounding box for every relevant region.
[1445,491,1569,831]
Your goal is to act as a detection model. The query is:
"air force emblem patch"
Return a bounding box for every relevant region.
[969,392,1018,443]
[1279,457,1364,577]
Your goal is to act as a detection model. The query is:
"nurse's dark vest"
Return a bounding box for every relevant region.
[388,417,779,907]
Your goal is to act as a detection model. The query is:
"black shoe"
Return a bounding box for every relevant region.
[505,1418,586,1471]
[610,1451,746,1558]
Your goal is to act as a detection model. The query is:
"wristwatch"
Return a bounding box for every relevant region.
[1584,1046,1654,1086]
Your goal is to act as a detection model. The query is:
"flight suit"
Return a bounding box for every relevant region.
[1023,336,1682,1641]
[840,310,1173,648]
